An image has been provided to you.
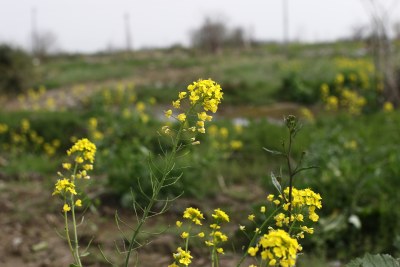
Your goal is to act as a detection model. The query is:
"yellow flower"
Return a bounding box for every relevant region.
[383,101,394,112]
[181,232,189,239]
[267,194,275,201]
[205,240,214,246]
[63,204,71,212]
[198,111,208,121]
[326,96,338,111]
[248,246,259,256]
[255,229,300,267]
[248,214,255,221]
[62,163,72,170]
[213,231,228,242]
[212,208,230,222]
[217,248,224,254]
[67,138,96,163]
[183,207,204,225]
[75,199,82,207]
[172,247,193,266]
[136,101,146,112]
[75,156,84,164]
[230,140,243,150]
[165,109,173,118]
[53,178,77,196]
[178,91,187,99]
[210,223,221,230]
[196,121,204,128]
[260,206,266,213]
[177,113,186,122]
[198,232,205,238]
[176,221,183,227]
[172,100,180,108]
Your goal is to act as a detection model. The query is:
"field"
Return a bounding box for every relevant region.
[1,41,400,267]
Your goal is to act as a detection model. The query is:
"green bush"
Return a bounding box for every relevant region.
[0,44,37,95]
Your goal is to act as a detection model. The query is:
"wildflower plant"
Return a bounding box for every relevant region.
[52,138,96,267]
[116,79,223,267]
[169,207,230,267]
[237,115,322,267]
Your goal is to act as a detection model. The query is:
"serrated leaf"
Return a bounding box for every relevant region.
[346,253,400,267]
[271,172,282,194]
[263,147,284,156]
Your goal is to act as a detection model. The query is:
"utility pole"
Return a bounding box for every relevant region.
[124,13,132,52]
[283,0,289,57]
[31,7,37,54]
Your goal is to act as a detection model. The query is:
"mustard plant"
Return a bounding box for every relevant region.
[119,79,223,266]
[52,138,96,267]
[169,207,230,267]
[235,115,321,267]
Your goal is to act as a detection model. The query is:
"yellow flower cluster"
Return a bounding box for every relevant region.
[52,178,77,196]
[0,119,60,156]
[88,117,104,141]
[248,229,301,267]
[183,207,204,225]
[212,208,230,222]
[340,89,366,115]
[320,58,390,115]
[67,138,96,164]
[169,247,193,266]
[53,138,96,213]
[207,124,243,154]
[164,79,223,134]
[282,187,322,222]
[205,209,230,254]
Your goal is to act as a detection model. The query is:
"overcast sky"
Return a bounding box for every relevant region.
[0,0,399,53]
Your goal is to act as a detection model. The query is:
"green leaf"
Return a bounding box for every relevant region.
[346,253,400,267]
[80,251,90,257]
[271,172,282,194]
[263,147,284,156]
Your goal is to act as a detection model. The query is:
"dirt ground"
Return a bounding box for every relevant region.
[0,170,265,267]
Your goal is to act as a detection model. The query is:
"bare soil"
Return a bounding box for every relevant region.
[0,172,263,267]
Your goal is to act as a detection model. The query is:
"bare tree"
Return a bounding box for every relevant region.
[191,17,227,53]
[191,17,249,53]
[32,30,58,59]
[361,0,400,104]
[393,21,400,40]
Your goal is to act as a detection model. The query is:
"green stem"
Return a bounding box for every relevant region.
[64,209,75,261]
[124,122,185,267]
[286,130,294,219]
[70,162,82,266]
[71,196,82,266]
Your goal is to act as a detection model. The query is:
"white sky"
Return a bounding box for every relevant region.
[0,0,399,53]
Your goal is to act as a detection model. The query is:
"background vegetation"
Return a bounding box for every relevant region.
[1,39,400,266]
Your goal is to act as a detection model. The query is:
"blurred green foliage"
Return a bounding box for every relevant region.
[0,44,37,95]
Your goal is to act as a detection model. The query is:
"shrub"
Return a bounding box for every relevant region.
[0,44,37,95]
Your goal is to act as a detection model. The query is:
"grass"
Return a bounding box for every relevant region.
[34,41,375,106]
[2,40,400,265]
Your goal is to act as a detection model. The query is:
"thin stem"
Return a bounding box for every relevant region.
[71,196,82,266]
[70,162,82,267]
[64,210,75,260]
[286,129,294,221]
[124,122,185,267]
